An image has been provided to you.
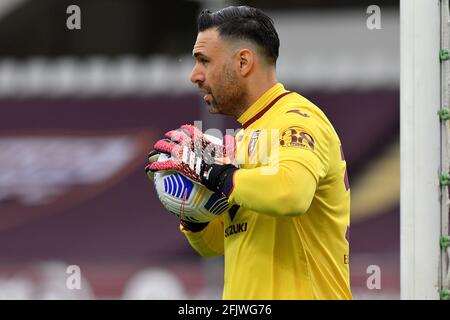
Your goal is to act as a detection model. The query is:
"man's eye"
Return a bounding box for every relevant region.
[200,59,208,65]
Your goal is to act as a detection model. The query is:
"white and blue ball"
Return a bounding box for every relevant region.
[153,153,230,223]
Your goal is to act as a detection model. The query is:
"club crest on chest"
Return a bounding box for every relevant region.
[247,130,261,157]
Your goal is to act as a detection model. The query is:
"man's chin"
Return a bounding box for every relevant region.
[207,103,221,114]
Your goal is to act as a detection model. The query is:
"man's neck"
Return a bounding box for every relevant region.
[234,79,278,119]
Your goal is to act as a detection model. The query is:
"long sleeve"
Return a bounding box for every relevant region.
[228,160,317,217]
[180,215,224,257]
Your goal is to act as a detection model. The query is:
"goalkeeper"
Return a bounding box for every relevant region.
[146,6,352,300]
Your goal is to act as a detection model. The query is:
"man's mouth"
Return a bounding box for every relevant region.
[203,94,212,105]
[198,86,212,105]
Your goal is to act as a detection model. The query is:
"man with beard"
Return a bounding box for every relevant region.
[147,6,352,300]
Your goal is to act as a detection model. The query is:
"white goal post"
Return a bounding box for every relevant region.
[401,0,449,300]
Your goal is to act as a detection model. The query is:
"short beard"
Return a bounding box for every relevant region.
[208,64,248,118]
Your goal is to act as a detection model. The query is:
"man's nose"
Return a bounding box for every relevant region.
[190,65,205,84]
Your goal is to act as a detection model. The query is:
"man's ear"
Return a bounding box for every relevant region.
[237,49,254,77]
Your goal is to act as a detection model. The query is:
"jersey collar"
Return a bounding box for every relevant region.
[238,83,290,129]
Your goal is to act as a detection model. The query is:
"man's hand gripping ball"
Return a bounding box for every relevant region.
[145,124,237,197]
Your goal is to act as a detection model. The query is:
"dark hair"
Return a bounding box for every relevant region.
[197,6,280,65]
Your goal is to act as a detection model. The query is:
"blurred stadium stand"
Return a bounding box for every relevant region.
[0,0,399,299]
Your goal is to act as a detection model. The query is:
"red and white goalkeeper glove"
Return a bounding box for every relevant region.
[145,124,237,197]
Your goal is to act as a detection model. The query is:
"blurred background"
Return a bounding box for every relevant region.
[0,0,399,299]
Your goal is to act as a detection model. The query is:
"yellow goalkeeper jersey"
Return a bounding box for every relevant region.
[182,83,352,300]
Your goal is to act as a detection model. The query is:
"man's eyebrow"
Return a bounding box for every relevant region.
[193,52,208,59]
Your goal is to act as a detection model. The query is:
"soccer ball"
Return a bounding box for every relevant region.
[153,153,230,223]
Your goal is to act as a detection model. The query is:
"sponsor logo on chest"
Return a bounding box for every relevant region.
[224,222,248,238]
